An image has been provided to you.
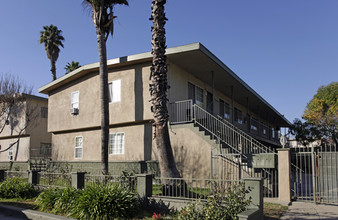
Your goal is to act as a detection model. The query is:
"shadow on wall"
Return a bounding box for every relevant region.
[173,144,208,179]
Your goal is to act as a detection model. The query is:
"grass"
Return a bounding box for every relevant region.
[264,202,288,220]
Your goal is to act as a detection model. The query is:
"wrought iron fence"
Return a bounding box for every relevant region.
[85,174,137,191]
[38,172,72,188]
[153,177,241,200]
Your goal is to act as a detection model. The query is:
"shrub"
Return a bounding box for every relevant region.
[177,184,250,220]
[69,183,139,219]
[36,187,80,214]
[177,202,203,220]
[0,178,37,199]
[36,188,62,212]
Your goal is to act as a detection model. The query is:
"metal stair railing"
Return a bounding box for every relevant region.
[193,104,273,154]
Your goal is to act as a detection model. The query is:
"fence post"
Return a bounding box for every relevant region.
[136,174,153,197]
[0,170,5,182]
[277,148,291,204]
[243,177,263,218]
[28,170,39,185]
[72,172,86,189]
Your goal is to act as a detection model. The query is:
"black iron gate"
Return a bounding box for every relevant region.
[291,145,338,204]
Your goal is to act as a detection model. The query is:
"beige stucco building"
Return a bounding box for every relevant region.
[0,94,51,170]
[39,43,290,178]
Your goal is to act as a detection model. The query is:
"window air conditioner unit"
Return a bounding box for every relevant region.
[70,108,79,115]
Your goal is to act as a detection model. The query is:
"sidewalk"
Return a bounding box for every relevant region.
[281,201,338,220]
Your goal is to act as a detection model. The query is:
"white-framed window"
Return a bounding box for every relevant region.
[8,146,13,160]
[71,91,79,109]
[74,136,83,158]
[41,107,48,118]
[109,132,125,155]
[108,79,121,103]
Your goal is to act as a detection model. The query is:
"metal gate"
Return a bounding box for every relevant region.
[291,144,338,204]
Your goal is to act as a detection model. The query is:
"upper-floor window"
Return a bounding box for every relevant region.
[74,136,83,159]
[71,91,79,109]
[109,79,121,103]
[219,99,230,119]
[234,108,243,124]
[250,117,258,131]
[41,107,48,118]
[271,128,275,139]
[109,132,125,155]
[188,82,204,107]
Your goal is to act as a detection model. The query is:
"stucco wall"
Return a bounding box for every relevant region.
[52,123,152,162]
[151,125,213,179]
[48,63,153,133]
[0,136,30,161]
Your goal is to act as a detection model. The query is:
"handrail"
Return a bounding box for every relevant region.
[193,104,273,154]
[169,100,274,155]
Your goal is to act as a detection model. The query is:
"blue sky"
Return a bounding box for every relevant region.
[0,0,337,123]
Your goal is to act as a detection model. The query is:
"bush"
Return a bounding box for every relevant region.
[177,184,250,220]
[0,178,37,199]
[177,202,203,220]
[69,183,139,219]
[36,187,79,214]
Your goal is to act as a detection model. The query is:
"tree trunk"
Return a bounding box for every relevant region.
[150,0,181,180]
[51,60,56,81]
[96,28,109,176]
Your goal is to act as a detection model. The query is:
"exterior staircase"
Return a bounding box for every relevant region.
[169,100,278,197]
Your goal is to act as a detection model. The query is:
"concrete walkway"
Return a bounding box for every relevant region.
[281,202,338,220]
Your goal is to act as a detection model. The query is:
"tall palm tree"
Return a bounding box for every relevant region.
[83,0,128,175]
[39,25,65,81]
[150,0,181,179]
[65,61,81,74]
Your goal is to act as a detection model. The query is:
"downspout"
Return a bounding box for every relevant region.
[231,86,234,125]
[211,71,215,115]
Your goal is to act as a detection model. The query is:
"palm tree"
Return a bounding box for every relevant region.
[83,0,128,175]
[65,61,81,74]
[39,25,65,81]
[150,0,181,179]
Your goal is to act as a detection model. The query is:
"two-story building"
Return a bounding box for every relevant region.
[38,43,290,178]
[0,94,51,170]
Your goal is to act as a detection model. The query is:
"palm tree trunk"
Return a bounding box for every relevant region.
[51,60,56,81]
[150,0,181,180]
[96,27,109,176]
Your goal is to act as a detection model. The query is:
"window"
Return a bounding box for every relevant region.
[188,82,204,107]
[8,146,13,160]
[109,132,125,155]
[74,136,83,158]
[219,99,230,119]
[41,107,48,118]
[40,143,51,156]
[271,128,275,138]
[250,118,258,131]
[109,79,121,103]
[234,108,243,124]
[71,91,79,109]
